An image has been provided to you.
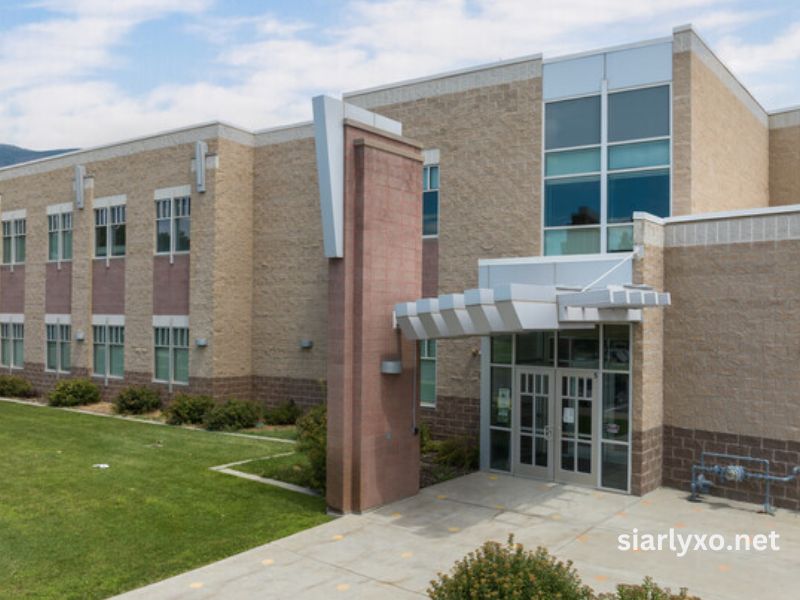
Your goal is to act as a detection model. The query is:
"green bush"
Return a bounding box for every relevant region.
[0,374,35,398]
[419,421,436,453]
[204,400,261,431]
[429,536,594,600]
[165,393,214,425]
[263,399,302,426]
[296,403,326,491]
[48,378,101,407]
[113,386,162,415]
[599,578,701,600]
[435,437,479,471]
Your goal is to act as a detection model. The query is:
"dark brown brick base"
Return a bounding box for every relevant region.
[632,426,663,495]
[420,395,480,441]
[663,425,800,510]
[253,376,326,412]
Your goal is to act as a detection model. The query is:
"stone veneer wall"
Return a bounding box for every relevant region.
[769,114,800,206]
[662,210,800,507]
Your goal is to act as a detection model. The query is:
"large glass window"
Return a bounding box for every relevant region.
[154,326,189,385]
[93,324,124,378]
[422,164,439,236]
[2,219,26,265]
[516,332,555,366]
[95,205,126,258]
[545,96,601,150]
[557,328,599,369]
[544,83,670,255]
[46,323,71,373]
[155,196,191,254]
[608,86,670,142]
[419,340,436,406]
[0,322,23,369]
[48,211,73,262]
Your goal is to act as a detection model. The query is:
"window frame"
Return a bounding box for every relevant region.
[153,324,190,388]
[2,216,26,266]
[93,197,127,261]
[422,163,439,239]
[155,195,191,257]
[542,82,672,256]
[92,321,125,383]
[419,339,437,407]
[0,318,24,370]
[48,209,73,263]
[45,317,71,374]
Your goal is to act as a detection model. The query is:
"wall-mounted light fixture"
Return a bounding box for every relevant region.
[381,360,402,375]
[195,338,208,348]
[75,330,85,342]
[299,339,314,350]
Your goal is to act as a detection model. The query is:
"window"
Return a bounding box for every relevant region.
[422,164,439,236]
[93,324,124,378]
[46,323,71,373]
[154,326,189,384]
[544,84,670,255]
[419,340,436,405]
[48,211,73,261]
[1,322,24,369]
[156,196,191,254]
[2,218,26,265]
[95,205,126,258]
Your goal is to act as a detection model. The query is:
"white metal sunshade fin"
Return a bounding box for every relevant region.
[416,298,449,338]
[438,294,475,337]
[394,302,426,340]
[493,284,560,331]
[464,288,505,335]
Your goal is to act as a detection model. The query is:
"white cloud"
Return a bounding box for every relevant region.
[1,0,797,149]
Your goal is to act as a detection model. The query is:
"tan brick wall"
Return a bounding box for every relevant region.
[672,50,769,216]
[251,137,328,383]
[353,78,543,400]
[663,238,800,441]
[769,124,800,206]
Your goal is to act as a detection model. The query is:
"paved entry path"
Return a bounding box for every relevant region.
[115,472,800,600]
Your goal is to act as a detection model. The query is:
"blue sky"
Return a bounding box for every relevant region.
[1,0,799,149]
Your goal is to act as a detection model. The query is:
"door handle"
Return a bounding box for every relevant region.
[543,425,552,440]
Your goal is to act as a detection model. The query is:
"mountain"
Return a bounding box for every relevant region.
[0,144,77,168]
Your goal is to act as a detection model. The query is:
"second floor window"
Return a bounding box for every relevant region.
[423,164,439,237]
[46,323,71,373]
[95,205,126,258]
[2,219,26,265]
[48,212,73,261]
[156,196,191,254]
[93,324,124,378]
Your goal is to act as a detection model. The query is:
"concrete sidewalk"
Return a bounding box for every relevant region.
[114,473,800,599]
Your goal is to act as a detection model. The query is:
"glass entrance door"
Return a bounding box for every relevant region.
[556,370,598,486]
[513,368,554,479]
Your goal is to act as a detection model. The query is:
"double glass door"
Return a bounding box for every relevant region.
[513,367,598,486]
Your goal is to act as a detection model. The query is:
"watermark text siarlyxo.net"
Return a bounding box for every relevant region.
[618,528,780,558]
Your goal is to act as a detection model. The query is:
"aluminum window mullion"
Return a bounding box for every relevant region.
[600,79,608,254]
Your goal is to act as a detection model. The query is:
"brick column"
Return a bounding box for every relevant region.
[326,121,423,513]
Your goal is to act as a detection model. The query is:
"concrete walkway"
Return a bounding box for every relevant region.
[114,473,800,599]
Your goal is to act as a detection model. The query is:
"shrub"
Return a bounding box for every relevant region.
[435,437,479,471]
[204,400,261,431]
[165,393,214,425]
[428,536,594,600]
[0,374,35,398]
[263,399,302,426]
[113,386,162,415]
[419,421,436,453]
[48,378,100,407]
[296,404,326,491]
[599,578,701,600]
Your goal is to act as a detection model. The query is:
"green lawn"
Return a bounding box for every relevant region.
[234,451,316,490]
[0,401,331,600]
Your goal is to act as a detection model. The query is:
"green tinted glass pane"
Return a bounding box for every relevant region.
[1,339,9,366]
[15,237,25,263]
[61,342,71,371]
[608,85,670,142]
[558,329,599,369]
[47,341,58,370]
[490,429,511,471]
[608,169,670,223]
[112,224,126,256]
[608,226,634,253]
[544,228,600,256]
[516,332,555,366]
[608,140,669,170]
[63,230,72,260]
[419,359,436,404]
[154,347,170,381]
[545,148,600,176]
[49,232,59,261]
[93,344,106,375]
[2,238,11,264]
[602,373,629,441]
[491,336,512,364]
[175,217,190,252]
[13,339,23,367]
[602,443,629,491]
[603,325,630,370]
[490,366,513,427]
[423,191,438,236]
[545,96,601,150]
[95,226,107,257]
[156,220,170,253]
[109,345,124,377]
[173,348,189,383]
